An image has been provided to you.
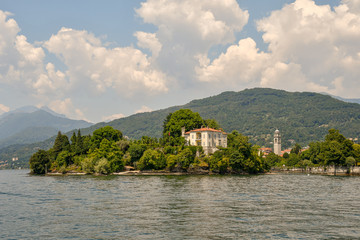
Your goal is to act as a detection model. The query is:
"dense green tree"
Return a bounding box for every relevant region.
[345,156,356,168]
[208,150,226,172]
[71,132,77,150]
[175,148,196,170]
[287,153,301,167]
[56,150,72,167]
[353,144,360,166]
[227,130,252,159]
[73,129,85,155]
[91,126,123,149]
[29,150,50,174]
[91,139,124,162]
[128,144,147,164]
[162,109,204,145]
[229,150,244,172]
[265,152,282,167]
[137,149,166,170]
[166,155,177,170]
[117,139,130,152]
[52,131,70,158]
[305,142,323,165]
[204,119,220,129]
[290,144,302,155]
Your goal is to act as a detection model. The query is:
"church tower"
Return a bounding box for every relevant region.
[274,129,281,155]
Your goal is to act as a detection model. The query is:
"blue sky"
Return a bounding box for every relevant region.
[2,0,358,123]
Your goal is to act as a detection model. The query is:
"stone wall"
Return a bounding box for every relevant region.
[272,166,360,175]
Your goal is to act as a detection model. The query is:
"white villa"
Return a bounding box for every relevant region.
[182,127,227,155]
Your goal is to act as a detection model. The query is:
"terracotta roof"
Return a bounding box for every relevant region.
[184,127,227,134]
[259,148,272,151]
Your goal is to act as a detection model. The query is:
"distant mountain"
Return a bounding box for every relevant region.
[0,108,92,149]
[0,105,66,119]
[330,96,360,105]
[0,106,38,118]
[3,88,360,169]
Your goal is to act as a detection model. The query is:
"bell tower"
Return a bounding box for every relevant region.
[274,129,281,155]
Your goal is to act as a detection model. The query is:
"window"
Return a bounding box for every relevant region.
[192,135,194,139]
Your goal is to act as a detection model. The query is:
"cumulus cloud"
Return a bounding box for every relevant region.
[44,27,168,96]
[135,105,152,114]
[102,113,125,122]
[135,31,162,58]
[197,0,360,97]
[48,98,88,121]
[196,38,269,86]
[0,10,170,121]
[0,11,43,84]
[256,0,360,97]
[136,0,249,83]
[0,10,67,103]
[0,103,10,115]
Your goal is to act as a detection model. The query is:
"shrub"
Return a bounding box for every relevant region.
[94,158,110,175]
[81,157,95,174]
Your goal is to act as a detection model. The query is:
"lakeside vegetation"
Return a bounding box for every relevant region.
[29,109,268,175]
[29,109,360,175]
[267,129,360,171]
[4,88,360,170]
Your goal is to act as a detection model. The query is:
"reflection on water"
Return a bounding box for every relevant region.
[1,170,359,239]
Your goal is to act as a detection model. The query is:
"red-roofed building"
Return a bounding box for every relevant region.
[259,147,273,156]
[182,127,227,155]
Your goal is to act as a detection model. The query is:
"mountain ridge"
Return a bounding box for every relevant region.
[0,108,93,149]
[2,88,360,169]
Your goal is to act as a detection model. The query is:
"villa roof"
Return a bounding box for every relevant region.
[185,127,227,135]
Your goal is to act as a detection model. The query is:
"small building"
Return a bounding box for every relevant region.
[281,149,292,157]
[182,127,227,155]
[259,147,273,156]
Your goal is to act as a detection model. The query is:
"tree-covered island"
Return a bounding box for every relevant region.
[29,109,360,175]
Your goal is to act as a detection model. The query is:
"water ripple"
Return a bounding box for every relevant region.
[1,170,360,239]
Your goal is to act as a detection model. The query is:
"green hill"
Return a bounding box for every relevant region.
[2,88,360,169]
[95,88,360,147]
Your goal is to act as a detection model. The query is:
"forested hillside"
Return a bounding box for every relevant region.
[2,88,360,169]
[96,88,360,148]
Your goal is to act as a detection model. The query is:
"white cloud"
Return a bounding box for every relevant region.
[196,0,360,97]
[135,31,162,58]
[196,38,269,86]
[44,27,168,96]
[0,10,66,102]
[342,0,360,14]
[48,98,88,121]
[256,0,360,97]
[136,0,249,83]
[135,105,152,114]
[260,62,308,92]
[0,103,10,114]
[102,113,125,122]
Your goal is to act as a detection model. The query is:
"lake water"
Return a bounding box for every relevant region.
[1,170,360,239]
